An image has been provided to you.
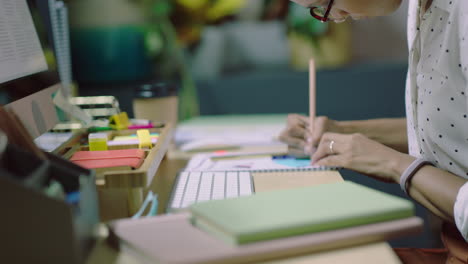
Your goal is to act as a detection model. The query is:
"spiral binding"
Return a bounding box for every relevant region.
[249,166,341,173]
[185,166,341,173]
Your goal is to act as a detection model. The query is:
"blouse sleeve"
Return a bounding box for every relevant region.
[460,5,468,110]
[455,183,468,241]
[453,5,468,242]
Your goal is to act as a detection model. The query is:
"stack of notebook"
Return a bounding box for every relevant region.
[190,181,415,245]
[109,181,422,264]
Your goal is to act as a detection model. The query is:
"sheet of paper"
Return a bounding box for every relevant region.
[6,85,59,138]
[175,115,288,147]
[185,153,329,172]
[34,132,73,152]
[0,0,48,84]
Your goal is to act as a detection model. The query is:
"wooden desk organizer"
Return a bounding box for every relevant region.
[53,124,173,221]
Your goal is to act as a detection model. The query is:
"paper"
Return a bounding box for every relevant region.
[34,132,73,152]
[0,0,48,84]
[107,138,157,147]
[175,115,288,147]
[6,85,60,138]
[185,153,329,172]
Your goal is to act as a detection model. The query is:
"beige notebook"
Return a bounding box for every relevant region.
[253,170,343,193]
[109,213,422,264]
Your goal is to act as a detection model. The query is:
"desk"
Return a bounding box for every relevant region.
[86,156,402,264]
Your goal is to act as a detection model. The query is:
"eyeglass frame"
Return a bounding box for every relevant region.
[309,0,335,22]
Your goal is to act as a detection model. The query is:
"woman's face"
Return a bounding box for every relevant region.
[290,0,402,21]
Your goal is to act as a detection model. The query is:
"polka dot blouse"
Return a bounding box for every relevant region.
[406,0,468,240]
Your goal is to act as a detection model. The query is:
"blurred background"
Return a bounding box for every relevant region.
[60,0,409,120]
[3,0,410,119]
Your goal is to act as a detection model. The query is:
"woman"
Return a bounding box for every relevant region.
[281,0,468,263]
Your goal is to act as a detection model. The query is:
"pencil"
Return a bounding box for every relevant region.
[309,59,316,138]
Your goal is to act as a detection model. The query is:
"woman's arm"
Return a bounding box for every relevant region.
[337,118,408,153]
[394,155,468,222]
[311,132,467,223]
[279,115,408,157]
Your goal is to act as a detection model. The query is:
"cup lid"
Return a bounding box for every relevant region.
[134,82,177,98]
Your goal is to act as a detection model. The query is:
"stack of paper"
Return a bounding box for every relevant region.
[175,115,287,152]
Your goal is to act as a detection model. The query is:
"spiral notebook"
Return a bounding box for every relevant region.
[185,153,340,172]
[168,153,341,211]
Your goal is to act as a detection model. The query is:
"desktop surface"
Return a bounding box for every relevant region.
[85,156,404,264]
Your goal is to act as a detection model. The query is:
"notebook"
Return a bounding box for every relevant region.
[185,153,340,172]
[70,149,145,169]
[168,170,342,211]
[168,153,341,211]
[190,181,415,245]
[109,212,423,264]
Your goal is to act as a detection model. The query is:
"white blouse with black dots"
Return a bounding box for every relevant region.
[406,0,468,240]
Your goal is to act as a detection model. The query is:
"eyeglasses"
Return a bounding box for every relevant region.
[309,0,342,23]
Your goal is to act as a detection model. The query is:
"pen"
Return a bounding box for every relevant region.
[309,59,316,157]
[309,59,316,137]
[272,155,294,160]
[128,124,155,130]
[88,126,112,132]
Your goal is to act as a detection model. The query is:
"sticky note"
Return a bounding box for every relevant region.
[137,129,152,149]
[109,112,130,130]
[113,133,159,141]
[88,132,108,151]
[70,149,146,169]
[273,158,311,168]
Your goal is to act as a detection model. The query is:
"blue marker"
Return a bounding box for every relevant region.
[66,191,80,204]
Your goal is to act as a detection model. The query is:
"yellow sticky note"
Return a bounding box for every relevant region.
[109,112,130,130]
[137,129,152,149]
[88,133,108,151]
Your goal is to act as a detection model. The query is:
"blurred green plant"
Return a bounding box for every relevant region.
[176,0,247,22]
[142,0,200,121]
[287,3,328,44]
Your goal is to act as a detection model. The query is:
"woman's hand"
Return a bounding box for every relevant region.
[311,132,414,183]
[278,114,341,157]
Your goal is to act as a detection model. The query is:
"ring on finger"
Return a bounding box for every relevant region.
[329,140,335,155]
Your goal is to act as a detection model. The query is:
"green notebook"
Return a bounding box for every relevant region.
[190,181,414,245]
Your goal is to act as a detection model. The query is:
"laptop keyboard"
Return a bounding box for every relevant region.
[169,171,254,210]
